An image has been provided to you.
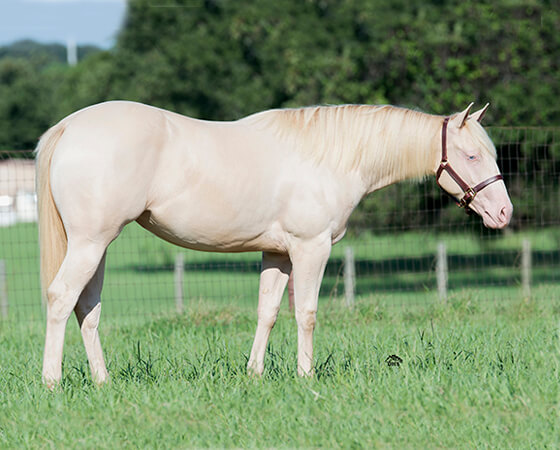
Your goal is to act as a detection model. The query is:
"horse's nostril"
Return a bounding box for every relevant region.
[499,205,512,224]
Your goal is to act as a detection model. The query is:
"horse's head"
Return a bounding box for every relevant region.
[436,103,513,229]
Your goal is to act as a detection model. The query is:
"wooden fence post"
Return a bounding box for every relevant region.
[288,272,295,312]
[522,238,531,299]
[436,241,448,302]
[344,246,355,308]
[174,253,184,314]
[0,260,7,319]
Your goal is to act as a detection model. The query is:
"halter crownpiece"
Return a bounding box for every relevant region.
[436,117,503,211]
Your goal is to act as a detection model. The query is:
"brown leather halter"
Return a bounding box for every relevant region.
[436,117,503,211]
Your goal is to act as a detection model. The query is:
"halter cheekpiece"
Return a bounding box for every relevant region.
[436,117,503,212]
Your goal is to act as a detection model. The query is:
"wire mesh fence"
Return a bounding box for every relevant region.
[1,126,559,321]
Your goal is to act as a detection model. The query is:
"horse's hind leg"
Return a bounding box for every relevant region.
[74,252,108,384]
[42,237,108,388]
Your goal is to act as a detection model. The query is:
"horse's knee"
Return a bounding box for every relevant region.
[257,306,280,329]
[46,282,75,323]
[46,279,65,306]
[296,308,316,331]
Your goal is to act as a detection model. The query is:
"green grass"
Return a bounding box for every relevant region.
[2,222,560,322]
[1,221,559,446]
[0,296,558,448]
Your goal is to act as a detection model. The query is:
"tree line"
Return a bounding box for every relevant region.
[0,0,558,230]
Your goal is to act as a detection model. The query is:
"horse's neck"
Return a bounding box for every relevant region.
[360,111,442,194]
[246,105,442,195]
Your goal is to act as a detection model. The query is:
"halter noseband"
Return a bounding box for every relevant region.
[436,117,503,211]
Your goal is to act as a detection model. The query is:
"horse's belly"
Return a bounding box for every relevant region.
[136,208,287,254]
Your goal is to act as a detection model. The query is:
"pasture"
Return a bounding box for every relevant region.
[3,221,560,320]
[0,222,559,447]
[0,294,557,447]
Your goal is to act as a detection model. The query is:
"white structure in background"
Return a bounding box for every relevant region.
[67,38,78,67]
[0,159,37,227]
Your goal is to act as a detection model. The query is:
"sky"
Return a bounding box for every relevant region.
[0,0,127,49]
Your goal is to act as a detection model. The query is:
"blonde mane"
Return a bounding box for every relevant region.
[245,104,443,184]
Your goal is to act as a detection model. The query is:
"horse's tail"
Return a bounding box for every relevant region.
[35,122,67,302]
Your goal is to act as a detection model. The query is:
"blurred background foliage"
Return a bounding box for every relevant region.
[0,0,558,231]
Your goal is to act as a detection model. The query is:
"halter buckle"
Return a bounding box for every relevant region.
[459,188,476,208]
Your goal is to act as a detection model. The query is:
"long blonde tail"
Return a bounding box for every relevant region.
[35,123,67,303]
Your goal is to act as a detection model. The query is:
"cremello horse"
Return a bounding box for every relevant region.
[36,101,512,387]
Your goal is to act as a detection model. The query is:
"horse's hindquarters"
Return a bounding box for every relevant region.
[49,105,166,238]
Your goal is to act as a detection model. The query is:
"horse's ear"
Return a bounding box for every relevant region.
[454,102,474,128]
[468,103,490,123]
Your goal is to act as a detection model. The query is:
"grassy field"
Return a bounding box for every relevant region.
[0,295,558,448]
[1,222,559,447]
[2,221,560,321]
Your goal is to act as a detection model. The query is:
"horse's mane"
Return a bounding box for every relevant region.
[244,104,444,183]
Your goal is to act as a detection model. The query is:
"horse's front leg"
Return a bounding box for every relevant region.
[247,252,292,376]
[290,237,332,377]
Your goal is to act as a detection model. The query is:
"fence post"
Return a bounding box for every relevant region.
[344,246,355,308]
[174,253,184,314]
[522,238,531,299]
[436,241,448,302]
[287,272,295,312]
[0,260,7,319]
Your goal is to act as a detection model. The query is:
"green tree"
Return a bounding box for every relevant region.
[0,0,558,229]
[0,58,53,150]
[111,0,559,124]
